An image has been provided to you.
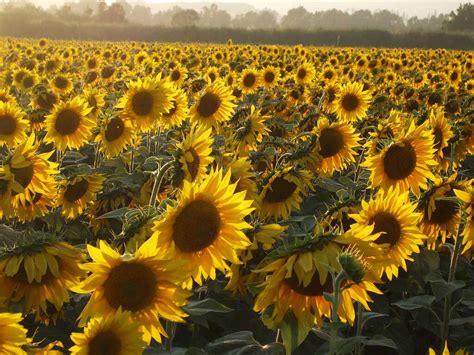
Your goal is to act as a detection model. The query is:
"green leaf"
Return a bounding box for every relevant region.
[362,335,398,349]
[204,331,284,355]
[392,295,436,310]
[430,279,465,300]
[360,311,389,329]
[335,336,367,353]
[449,316,474,326]
[184,298,232,316]
[96,207,129,220]
[279,311,313,354]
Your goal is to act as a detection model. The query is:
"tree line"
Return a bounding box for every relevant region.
[0,1,473,33]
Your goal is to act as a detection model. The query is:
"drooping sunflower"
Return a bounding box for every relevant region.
[70,308,147,355]
[190,80,236,128]
[224,156,258,203]
[58,174,106,220]
[259,167,313,220]
[117,75,174,133]
[0,101,27,147]
[454,180,474,253]
[349,187,426,280]
[239,68,261,94]
[418,174,464,248]
[232,105,270,153]
[44,97,94,152]
[96,114,136,159]
[0,313,28,354]
[333,82,371,122]
[151,169,254,288]
[159,87,188,130]
[253,232,381,331]
[0,235,85,323]
[294,62,316,85]
[361,121,437,197]
[429,107,454,166]
[74,240,191,344]
[175,125,214,185]
[4,134,58,205]
[261,66,280,88]
[313,117,360,176]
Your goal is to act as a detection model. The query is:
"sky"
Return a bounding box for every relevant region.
[33,0,465,18]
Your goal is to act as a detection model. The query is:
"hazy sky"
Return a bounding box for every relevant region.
[36,0,465,18]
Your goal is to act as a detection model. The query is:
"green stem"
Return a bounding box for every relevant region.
[163,320,177,351]
[149,161,174,207]
[355,302,363,355]
[329,271,346,355]
[439,228,463,353]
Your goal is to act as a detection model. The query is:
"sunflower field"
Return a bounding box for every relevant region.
[0,38,473,355]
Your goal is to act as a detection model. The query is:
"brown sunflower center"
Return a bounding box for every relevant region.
[324,70,334,79]
[11,162,34,189]
[284,270,333,296]
[433,127,443,151]
[243,73,256,88]
[450,71,458,81]
[64,178,89,202]
[88,330,122,355]
[319,127,344,158]
[131,91,154,116]
[425,194,458,225]
[55,109,81,135]
[264,71,275,83]
[104,262,157,312]
[172,199,221,253]
[0,114,17,135]
[171,70,181,81]
[105,117,125,142]
[370,212,401,247]
[101,66,115,79]
[341,93,359,112]
[297,68,307,80]
[383,142,417,180]
[327,88,336,102]
[264,177,297,203]
[54,76,68,89]
[185,147,200,182]
[197,92,221,118]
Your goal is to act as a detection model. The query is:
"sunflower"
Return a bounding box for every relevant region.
[74,240,191,344]
[151,169,254,288]
[4,134,59,206]
[295,62,316,85]
[261,66,280,88]
[419,174,464,248]
[175,125,214,185]
[190,80,236,128]
[50,74,73,95]
[322,83,340,113]
[0,89,15,104]
[58,174,106,220]
[83,87,106,119]
[454,180,474,253]
[0,313,28,354]
[253,232,381,331]
[333,82,371,122]
[44,97,94,152]
[361,121,437,197]
[168,64,188,87]
[233,105,270,153]
[70,308,146,355]
[96,114,136,159]
[224,157,258,203]
[20,71,38,91]
[239,68,261,94]
[117,75,174,133]
[429,107,454,166]
[0,102,27,147]
[349,187,426,280]
[313,117,360,176]
[12,183,57,222]
[159,87,188,130]
[259,167,313,220]
[0,236,85,323]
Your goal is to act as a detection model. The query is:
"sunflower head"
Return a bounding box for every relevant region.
[333,82,371,122]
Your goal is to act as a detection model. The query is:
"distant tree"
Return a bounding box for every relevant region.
[280,6,313,30]
[128,4,153,24]
[97,2,126,23]
[233,9,278,30]
[200,4,231,28]
[171,9,200,27]
[444,3,474,32]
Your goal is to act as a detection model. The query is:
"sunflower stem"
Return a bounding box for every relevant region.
[149,161,174,207]
[129,150,134,174]
[439,225,463,353]
[355,302,363,355]
[164,320,177,351]
[329,271,346,355]
[275,328,281,343]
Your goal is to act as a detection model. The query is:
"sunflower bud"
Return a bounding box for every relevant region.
[338,246,366,284]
